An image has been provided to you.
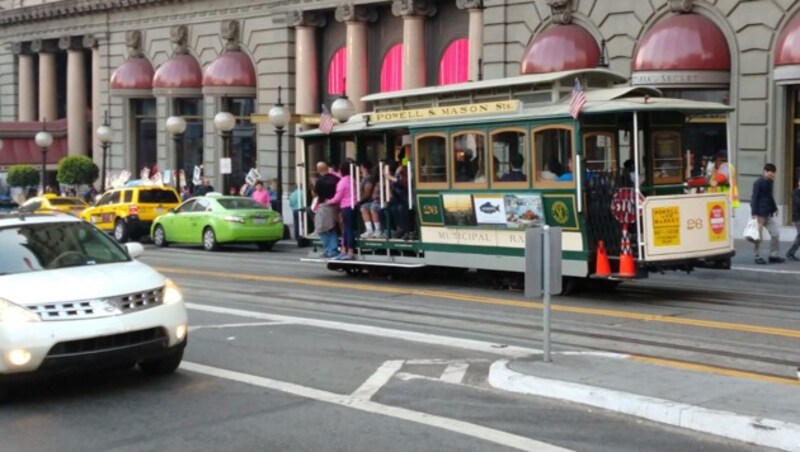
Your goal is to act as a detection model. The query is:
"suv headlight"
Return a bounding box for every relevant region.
[163,278,184,305]
[0,298,41,324]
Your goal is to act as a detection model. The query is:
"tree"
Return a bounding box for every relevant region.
[6,164,39,188]
[57,156,99,186]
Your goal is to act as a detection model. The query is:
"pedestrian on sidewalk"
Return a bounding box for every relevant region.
[751,163,784,264]
[787,176,800,261]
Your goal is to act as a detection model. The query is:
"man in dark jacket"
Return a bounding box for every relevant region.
[787,176,800,261]
[750,163,784,264]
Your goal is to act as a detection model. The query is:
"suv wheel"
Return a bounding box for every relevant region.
[153,225,168,247]
[138,348,183,376]
[114,219,129,243]
[203,227,218,251]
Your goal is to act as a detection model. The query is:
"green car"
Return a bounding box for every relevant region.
[151,195,283,251]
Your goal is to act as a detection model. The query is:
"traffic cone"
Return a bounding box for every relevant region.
[618,224,636,278]
[595,240,611,276]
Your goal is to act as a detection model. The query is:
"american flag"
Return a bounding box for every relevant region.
[319,104,334,135]
[569,77,587,119]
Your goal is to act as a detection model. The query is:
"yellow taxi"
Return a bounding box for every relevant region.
[18,194,89,216]
[81,185,181,242]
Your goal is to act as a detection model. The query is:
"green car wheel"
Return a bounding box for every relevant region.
[203,227,219,251]
[153,225,168,247]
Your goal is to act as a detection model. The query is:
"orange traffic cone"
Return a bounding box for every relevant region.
[618,224,636,277]
[595,240,611,276]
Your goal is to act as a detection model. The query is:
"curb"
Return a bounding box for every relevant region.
[488,360,800,451]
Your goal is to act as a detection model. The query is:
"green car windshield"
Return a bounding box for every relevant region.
[217,198,270,210]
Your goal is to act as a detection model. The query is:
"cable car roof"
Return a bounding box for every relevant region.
[299,85,732,138]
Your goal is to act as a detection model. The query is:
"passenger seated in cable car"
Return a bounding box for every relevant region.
[500,153,526,182]
[556,158,574,182]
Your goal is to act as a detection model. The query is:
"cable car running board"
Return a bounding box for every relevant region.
[300,258,426,268]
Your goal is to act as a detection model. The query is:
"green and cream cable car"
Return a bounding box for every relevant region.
[297,68,735,288]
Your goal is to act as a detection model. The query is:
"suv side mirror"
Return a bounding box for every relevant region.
[125,242,144,259]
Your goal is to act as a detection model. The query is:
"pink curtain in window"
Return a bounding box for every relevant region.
[439,38,469,85]
[380,44,404,92]
[327,47,347,95]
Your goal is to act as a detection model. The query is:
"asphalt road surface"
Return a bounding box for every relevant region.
[2,241,788,452]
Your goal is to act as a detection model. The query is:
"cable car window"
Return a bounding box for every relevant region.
[452,131,486,187]
[651,131,683,184]
[584,132,616,173]
[416,134,448,187]
[491,128,528,187]
[533,126,575,187]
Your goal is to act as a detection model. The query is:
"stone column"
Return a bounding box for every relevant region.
[13,42,36,121]
[392,0,437,89]
[336,4,376,113]
[289,11,325,117]
[457,0,484,81]
[32,39,57,122]
[84,34,102,167]
[60,36,88,156]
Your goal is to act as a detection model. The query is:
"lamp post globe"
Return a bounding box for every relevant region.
[166,115,187,136]
[96,123,114,192]
[268,105,290,129]
[214,111,236,133]
[331,96,355,123]
[35,130,53,148]
[166,116,187,189]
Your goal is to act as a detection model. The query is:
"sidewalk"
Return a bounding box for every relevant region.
[489,352,800,451]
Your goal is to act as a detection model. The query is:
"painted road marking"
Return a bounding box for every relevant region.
[181,361,573,452]
[440,361,470,384]
[189,321,288,331]
[164,267,800,339]
[187,302,539,358]
[351,360,404,401]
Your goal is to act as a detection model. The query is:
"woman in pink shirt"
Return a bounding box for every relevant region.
[251,181,271,207]
[326,161,354,260]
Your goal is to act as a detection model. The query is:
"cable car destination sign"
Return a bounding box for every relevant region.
[369,100,520,123]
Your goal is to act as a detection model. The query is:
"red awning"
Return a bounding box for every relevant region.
[633,14,730,71]
[110,57,155,97]
[153,54,203,96]
[0,119,68,166]
[774,14,800,84]
[521,25,600,74]
[202,51,256,96]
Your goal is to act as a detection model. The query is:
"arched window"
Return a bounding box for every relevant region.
[327,47,347,95]
[381,44,404,92]
[439,38,469,85]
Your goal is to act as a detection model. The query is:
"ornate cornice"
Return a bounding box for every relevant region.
[11,42,30,55]
[546,0,573,25]
[668,0,694,13]
[391,0,437,18]
[335,3,377,23]
[0,0,181,26]
[287,10,327,28]
[456,0,483,10]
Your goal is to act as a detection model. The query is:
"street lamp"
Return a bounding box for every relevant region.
[331,93,355,124]
[268,86,290,206]
[35,119,53,194]
[96,110,114,192]
[166,115,187,190]
[214,110,236,194]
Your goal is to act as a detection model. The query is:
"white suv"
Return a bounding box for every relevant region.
[0,212,188,396]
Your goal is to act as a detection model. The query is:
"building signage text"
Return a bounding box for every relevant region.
[369,100,519,123]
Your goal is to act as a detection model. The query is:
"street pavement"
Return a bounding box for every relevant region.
[489,238,800,451]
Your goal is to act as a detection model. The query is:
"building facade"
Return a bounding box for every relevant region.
[0,0,798,226]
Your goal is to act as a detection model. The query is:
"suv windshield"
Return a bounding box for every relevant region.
[138,189,179,204]
[0,221,130,275]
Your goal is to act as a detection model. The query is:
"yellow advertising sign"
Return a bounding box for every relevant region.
[369,100,520,123]
[652,206,681,247]
[642,193,733,262]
